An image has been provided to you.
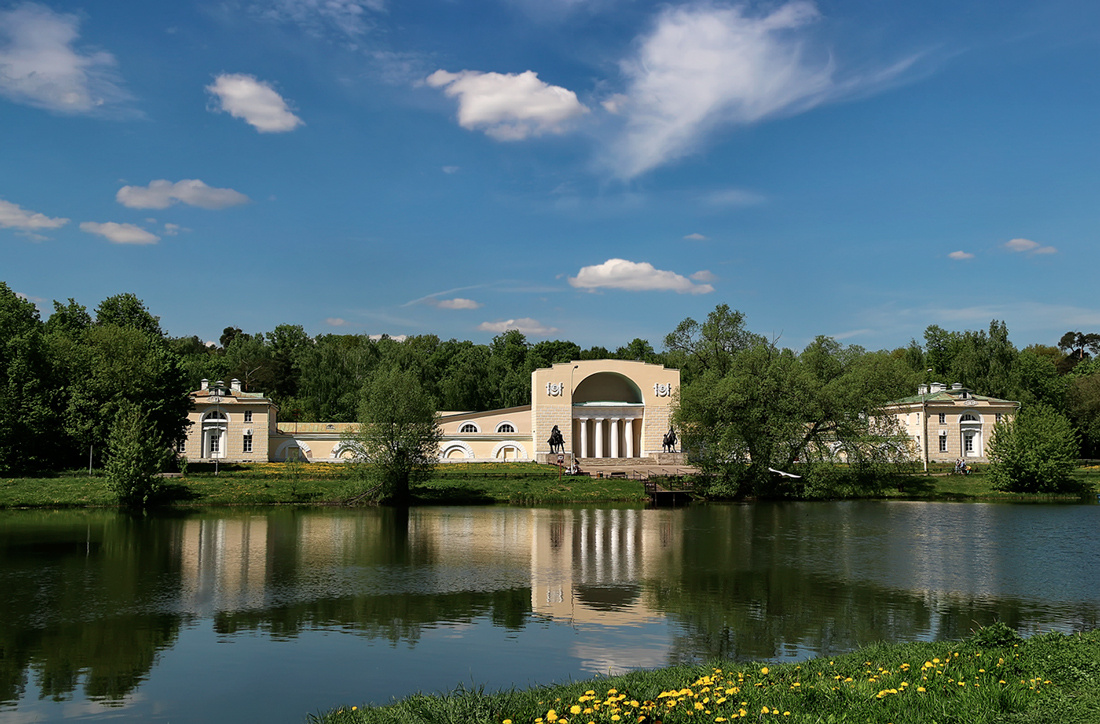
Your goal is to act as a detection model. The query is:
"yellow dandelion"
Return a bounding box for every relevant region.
[760,667,770,675]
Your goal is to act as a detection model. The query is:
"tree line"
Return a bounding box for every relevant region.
[4,281,1100,477]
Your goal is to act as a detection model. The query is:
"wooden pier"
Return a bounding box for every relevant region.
[643,475,695,505]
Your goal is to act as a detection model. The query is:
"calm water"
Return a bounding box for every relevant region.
[1,501,1097,722]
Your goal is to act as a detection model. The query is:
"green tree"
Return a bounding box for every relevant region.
[671,309,913,498]
[62,325,191,463]
[95,293,164,338]
[344,367,441,505]
[0,283,59,472]
[105,403,172,507]
[987,404,1079,493]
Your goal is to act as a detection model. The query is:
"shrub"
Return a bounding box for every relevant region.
[988,403,1079,493]
[105,403,172,507]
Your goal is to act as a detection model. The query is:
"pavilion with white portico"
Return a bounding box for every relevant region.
[530,359,680,464]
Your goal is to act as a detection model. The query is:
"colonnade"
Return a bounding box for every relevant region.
[575,416,641,459]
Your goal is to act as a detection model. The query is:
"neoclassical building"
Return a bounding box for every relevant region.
[881,382,1019,464]
[182,360,680,464]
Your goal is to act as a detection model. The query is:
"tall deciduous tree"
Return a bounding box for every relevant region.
[95,293,164,338]
[0,283,59,472]
[62,324,191,462]
[344,367,441,505]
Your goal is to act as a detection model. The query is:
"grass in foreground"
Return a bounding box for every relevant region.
[310,624,1100,724]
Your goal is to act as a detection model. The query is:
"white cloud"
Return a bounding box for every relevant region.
[116,179,250,209]
[326,317,348,326]
[79,221,159,245]
[437,298,481,310]
[477,318,559,335]
[606,1,917,178]
[0,3,130,114]
[368,333,408,341]
[948,250,974,260]
[569,258,714,294]
[691,270,717,283]
[163,223,182,236]
[206,73,304,133]
[442,166,460,174]
[683,232,707,241]
[0,198,69,232]
[426,69,588,140]
[1004,237,1056,255]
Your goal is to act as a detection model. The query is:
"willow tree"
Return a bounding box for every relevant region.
[669,307,913,499]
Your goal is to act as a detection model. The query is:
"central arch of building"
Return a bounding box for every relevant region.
[531,359,679,461]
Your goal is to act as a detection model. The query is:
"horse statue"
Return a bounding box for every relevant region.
[662,427,677,453]
[547,425,565,454]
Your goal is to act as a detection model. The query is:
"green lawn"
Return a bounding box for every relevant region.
[308,624,1100,724]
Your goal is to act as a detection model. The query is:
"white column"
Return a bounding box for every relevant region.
[579,418,588,458]
[610,418,620,458]
[625,418,634,458]
[595,418,605,458]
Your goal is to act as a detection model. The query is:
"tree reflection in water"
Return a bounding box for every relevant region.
[0,502,1097,721]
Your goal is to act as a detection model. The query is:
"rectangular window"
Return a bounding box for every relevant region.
[938,413,946,425]
[939,435,947,453]
[243,434,253,453]
[244,410,253,423]
[964,434,974,453]
[996,413,1002,423]
[210,435,219,455]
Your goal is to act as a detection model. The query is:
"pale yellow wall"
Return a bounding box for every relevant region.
[185,391,273,463]
[531,360,679,459]
[438,406,534,461]
[883,394,1016,463]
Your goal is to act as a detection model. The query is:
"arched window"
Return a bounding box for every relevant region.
[496,422,515,433]
[960,413,979,422]
[458,422,480,433]
[202,410,228,459]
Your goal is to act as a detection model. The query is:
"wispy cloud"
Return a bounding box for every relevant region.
[426,69,588,140]
[246,0,384,39]
[436,298,482,310]
[117,180,250,209]
[569,258,714,294]
[604,1,918,178]
[325,317,348,326]
[683,232,707,241]
[0,3,131,114]
[207,73,304,133]
[705,188,767,207]
[948,250,974,260]
[1004,237,1056,255]
[0,198,69,237]
[80,221,159,245]
[477,318,559,335]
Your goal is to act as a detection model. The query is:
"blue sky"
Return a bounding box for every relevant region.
[2,0,1098,351]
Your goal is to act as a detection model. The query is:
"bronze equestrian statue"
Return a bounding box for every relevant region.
[548,425,565,454]
[662,427,677,453]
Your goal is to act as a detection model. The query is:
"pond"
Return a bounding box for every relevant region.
[1,501,1097,722]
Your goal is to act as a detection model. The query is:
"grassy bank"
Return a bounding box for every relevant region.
[0,462,649,507]
[1,462,1097,508]
[309,624,1100,724]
